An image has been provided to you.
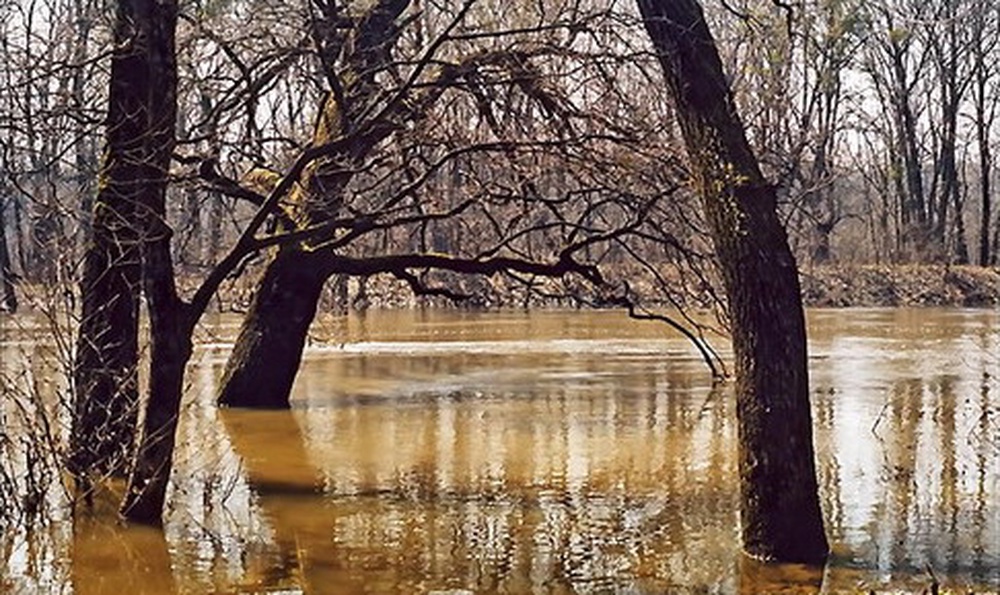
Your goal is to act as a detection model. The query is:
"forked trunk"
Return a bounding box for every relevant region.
[110,0,181,523]
[638,0,829,564]
[70,0,165,479]
[217,249,329,408]
[118,310,192,523]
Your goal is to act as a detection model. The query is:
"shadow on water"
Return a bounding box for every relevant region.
[2,308,999,593]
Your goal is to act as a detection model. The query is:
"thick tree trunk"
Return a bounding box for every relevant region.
[70,0,157,477]
[215,0,410,409]
[638,0,828,564]
[101,0,181,523]
[71,220,140,478]
[217,249,329,408]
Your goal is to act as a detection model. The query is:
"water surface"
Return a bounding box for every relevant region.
[2,308,998,593]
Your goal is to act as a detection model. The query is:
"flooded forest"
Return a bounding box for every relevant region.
[1,0,998,592]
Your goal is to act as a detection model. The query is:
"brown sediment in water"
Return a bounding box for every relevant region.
[3,306,998,593]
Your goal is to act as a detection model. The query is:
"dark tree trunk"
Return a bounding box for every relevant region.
[217,249,329,408]
[978,141,992,266]
[71,218,140,478]
[119,289,192,522]
[884,31,928,258]
[974,42,993,266]
[993,211,1000,265]
[936,72,960,262]
[953,190,969,265]
[810,221,834,265]
[0,197,17,313]
[72,0,96,254]
[638,0,828,564]
[116,0,183,523]
[70,0,157,477]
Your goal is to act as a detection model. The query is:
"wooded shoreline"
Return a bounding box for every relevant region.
[224,263,1000,311]
[798,264,1000,308]
[4,265,996,318]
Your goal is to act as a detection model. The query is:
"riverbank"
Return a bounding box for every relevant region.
[4,264,998,317]
[339,264,1000,310]
[799,264,1000,308]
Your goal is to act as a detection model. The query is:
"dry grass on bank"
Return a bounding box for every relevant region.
[799,265,1000,308]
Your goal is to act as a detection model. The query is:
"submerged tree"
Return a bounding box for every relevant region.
[638,0,829,563]
[212,0,705,408]
[93,0,691,523]
[70,0,152,481]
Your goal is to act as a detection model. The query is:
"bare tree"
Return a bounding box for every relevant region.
[638,0,829,563]
[969,0,1000,266]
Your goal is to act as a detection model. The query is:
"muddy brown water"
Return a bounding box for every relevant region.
[2,308,998,593]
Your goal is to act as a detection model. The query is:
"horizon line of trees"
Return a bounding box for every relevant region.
[2,0,999,313]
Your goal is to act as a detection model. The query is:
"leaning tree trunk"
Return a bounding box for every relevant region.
[638,0,829,564]
[216,249,329,408]
[216,0,409,409]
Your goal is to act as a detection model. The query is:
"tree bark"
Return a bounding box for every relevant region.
[216,0,409,409]
[638,0,829,564]
[0,196,17,313]
[71,214,140,478]
[973,18,994,267]
[70,0,157,478]
[67,0,183,523]
[116,0,185,523]
[217,249,329,408]
[119,271,192,522]
[977,125,993,266]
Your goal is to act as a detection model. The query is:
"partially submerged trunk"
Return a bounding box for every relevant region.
[70,0,159,478]
[216,0,408,409]
[103,0,183,524]
[217,249,329,408]
[119,284,192,522]
[638,0,829,564]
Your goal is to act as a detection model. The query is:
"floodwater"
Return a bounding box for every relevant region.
[1,308,998,593]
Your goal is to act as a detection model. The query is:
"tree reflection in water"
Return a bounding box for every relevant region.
[2,308,997,593]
